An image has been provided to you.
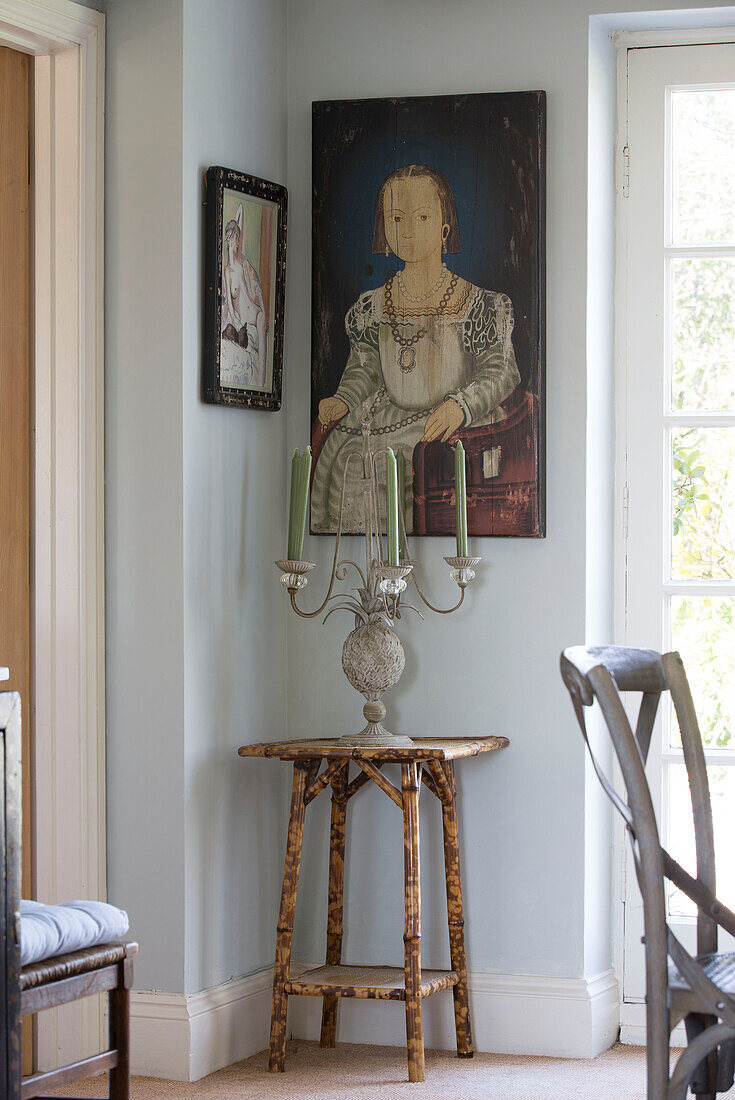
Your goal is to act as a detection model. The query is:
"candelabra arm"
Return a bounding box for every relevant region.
[288,530,342,619]
[336,559,367,588]
[410,570,466,616]
[287,449,361,619]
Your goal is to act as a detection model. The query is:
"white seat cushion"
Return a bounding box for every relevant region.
[20,900,130,967]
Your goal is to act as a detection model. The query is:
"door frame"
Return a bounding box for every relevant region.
[0,0,105,1066]
[613,26,735,1045]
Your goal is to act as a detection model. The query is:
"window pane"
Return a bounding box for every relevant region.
[671,258,735,411]
[672,426,735,579]
[670,595,735,749]
[672,89,735,244]
[667,763,735,916]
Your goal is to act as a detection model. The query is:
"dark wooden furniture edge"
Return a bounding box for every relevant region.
[20,942,137,1098]
[3,690,137,1099]
[1,693,21,1100]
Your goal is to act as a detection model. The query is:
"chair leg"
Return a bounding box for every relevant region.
[644,931,671,1100]
[402,762,424,1084]
[109,957,133,1100]
[440,761,473,1058]
[269,762,308,1073]
[716,1038,735,1093]
[320,767,348,1048]
[685,1014,718,1099]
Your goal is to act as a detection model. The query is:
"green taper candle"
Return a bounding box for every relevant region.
[455,440,468,557]
[293,446,312,561]
[287,448,300,560]
[386,448,399,566]
[396,449,406,561]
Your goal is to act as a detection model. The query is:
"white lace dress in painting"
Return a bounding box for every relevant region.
[311,283,521,533]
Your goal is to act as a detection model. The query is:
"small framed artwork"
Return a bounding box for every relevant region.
[204,166,287,410]
[311,92,545,536]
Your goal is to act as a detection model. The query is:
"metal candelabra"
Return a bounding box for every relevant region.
[277,406,480,747]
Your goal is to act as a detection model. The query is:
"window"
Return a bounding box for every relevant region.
[619,40,735,1033]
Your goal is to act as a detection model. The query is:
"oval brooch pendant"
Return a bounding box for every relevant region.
[399,346,417,374]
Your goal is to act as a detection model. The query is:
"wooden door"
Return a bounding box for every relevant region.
[0,44,32,1076]
[0,48,31,901]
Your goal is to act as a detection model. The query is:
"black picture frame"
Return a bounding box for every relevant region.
[204,166,287,410]
[310,92,545,538]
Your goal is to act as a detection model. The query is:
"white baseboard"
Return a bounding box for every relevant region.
[130,965,619,1080]
[130,969,273,1081]
[621,1023,686,1046]
[620,1001,686,1047]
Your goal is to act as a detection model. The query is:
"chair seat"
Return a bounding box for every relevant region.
[20,898,130,965]
[20,941,138,990]
[669,951,735,1015]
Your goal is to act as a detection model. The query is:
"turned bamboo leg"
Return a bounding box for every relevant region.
[320,765,348,1047]
[269,761,308,1073]
[402,761,425,1083]
[441,760,473,1058]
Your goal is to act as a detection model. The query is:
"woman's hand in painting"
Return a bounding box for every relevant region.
[421,399,464,443]
[319,396,349,429]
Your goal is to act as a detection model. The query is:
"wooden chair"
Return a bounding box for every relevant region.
[0,691,137,1099]
[560,646,735,1100]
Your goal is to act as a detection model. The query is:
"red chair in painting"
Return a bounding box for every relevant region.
[311,387,540,537]
[413,389,540,537]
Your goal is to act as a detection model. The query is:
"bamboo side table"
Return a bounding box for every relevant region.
[238,735,508,1083]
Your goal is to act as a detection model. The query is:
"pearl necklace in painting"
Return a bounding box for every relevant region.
[385,271,459,373]
[397,263,448,303]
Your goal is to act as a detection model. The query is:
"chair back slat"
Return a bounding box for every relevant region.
[561,645,665,767]
[584,665,668,919]
[561,644,667,706]
[662,652,718,956]
[634,691,661,763]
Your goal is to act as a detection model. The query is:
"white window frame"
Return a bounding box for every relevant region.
[614,28,735,1045]
[0,0,106,1070]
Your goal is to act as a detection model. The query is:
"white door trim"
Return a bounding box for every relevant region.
[0,0,105,1069]
[614,27,735,50]
[612,33,632,1030]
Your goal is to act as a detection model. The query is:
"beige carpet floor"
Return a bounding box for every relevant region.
[47,1040,735,1099]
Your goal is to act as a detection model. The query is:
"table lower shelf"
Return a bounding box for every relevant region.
[284,965,459,1001]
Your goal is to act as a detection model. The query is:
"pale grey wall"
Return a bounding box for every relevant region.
[104,0,289,995]
[104,0,187,993]
[283,0,735,983]
[181,0,289,996]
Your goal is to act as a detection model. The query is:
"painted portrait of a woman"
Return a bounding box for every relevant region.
[311,164,521,533]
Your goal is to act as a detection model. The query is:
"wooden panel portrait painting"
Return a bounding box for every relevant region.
[311,92,545,536]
